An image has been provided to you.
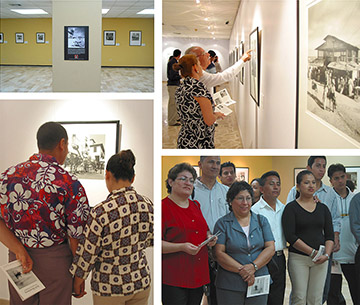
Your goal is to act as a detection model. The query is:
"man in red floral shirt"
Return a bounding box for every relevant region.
[0,121,90,305]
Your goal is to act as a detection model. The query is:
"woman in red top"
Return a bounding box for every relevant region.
[162,162,217,305]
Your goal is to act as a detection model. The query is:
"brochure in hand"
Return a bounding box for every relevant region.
[1,260,45,301]
[213,88,235,116]
[312,245,325,262]
[198,231,221,249]
[247,274,271,298]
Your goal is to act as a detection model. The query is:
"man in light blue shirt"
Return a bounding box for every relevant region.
[326,164,357,304]
[252,171,286,305]
[193,156,229,305]
[349,192,360,304]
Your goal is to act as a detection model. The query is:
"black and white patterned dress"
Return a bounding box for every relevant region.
[175,77,215,149]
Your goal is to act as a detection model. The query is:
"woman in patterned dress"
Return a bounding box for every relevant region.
[173,55,225,149]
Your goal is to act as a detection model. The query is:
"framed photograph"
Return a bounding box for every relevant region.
[57,121,120,180]
[103,30,116,46]
[129,30,142,46]
[36,32,45,44]
[249,27,260,106]
[294,168,306,185]
[239,41,245,84]
[297,0,360,148]
[15,32,24,44]
[0,32,3,44]
[346,167,360,192]
[193,166,200,178]
[235,167,249,183]
[64,26,89,60]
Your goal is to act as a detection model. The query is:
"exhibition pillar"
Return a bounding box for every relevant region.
[52,0,102,92]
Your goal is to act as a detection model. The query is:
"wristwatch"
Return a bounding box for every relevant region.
[324,253,330,260]
[251,262,258,271]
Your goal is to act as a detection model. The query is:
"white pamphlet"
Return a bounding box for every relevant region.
[198,231,221,249]
[312,245,325,262]
[213,88,236,107]
[215,104,232,116]
[1,260,45,301]
[331,259,342,275]
[247,274,270,298]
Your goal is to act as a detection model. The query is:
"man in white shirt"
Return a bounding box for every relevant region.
[252,171,286,305]
[193,156,229,305]
[185,46,251,94]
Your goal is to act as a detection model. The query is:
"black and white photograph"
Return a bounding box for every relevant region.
[58,121,120,180]
[129,30,142,46]
[36,32,45,44]
[301,0,360,145]
[235,167,249,183]
[104,30,116,46]
[246,275,270,298]
[249,27,260,105]
[239,41,245,84]
[64,26,89,60]
[0,32,3,43]
[346,166,360,192]
[6,266,37,290]
[15,32,24,44]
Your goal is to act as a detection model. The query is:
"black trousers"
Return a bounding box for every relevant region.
[355,246,360,305]
[206,258,218,305]
[267,252,286,305]
[327,273,346,305]
[162,284,204,305]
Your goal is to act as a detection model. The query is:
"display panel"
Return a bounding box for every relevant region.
[64,26,89,60]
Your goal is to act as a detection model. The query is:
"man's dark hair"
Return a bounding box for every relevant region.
[327,163,346,178]
[37,122,68,150]
[259,171,280,187]
[307,156,327,168]
[208,50,216,58]
[173,49,181,57]
[226,181,253,212]
[220,162,236,176]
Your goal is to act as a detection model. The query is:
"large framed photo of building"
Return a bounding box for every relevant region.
[129,31,141,46]
[57,121,120,180]
[249,27,260,106]
[64,26,89,60]
[297,0,360,148]
[104,30,116,46]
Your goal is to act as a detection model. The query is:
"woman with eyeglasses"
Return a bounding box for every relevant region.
[214,181,275,305]
[162,162,217,305]
[172,54,225,149]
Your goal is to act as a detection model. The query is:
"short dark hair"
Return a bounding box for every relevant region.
[220,162,235,176]
[37,122,68,150]
[208,50,216,58]
[106,149,136,182]
[259,171,280,186]
[173,49,181,57]
[307,156,327,168]
[166,163,197,194]
[226,181,253,211]
[327,163,346,178]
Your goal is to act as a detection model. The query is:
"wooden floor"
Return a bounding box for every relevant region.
[162,82,244,149]
[0,66,154,92]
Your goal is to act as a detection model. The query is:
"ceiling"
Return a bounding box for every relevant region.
[0,0,154,19]
[163,0,241,39]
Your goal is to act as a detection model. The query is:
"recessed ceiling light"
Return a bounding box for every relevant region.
[196,0,200,3]
[204,17,209,21]
[11,9,48,15]
[137,9,154,15]
[102,9,109,14]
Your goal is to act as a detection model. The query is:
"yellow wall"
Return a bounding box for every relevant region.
[162,156,360,204]
[0,19,52,65]
[0,18,154,67]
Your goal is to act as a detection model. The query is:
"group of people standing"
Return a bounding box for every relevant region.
[162,156,360,305]
[0,122,154,305]
[166,47,251,149]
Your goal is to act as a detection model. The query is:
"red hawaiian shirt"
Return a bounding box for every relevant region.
[0,153,90,248]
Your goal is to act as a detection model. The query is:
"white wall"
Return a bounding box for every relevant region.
[229,0,297,148]
[0,99,153,304]
[162,37,230,81]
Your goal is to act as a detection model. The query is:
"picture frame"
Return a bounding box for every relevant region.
[249,27,260,106]
[235,47,239,77]
[0,32,3,44]
[294,168,306,185]
[346,166,360,192]
[103,30,116,46]
[64,26,89,60]
[235,167,249,183]
[129,30,142,46]
[297,0,360,148]
[193,166,200,178]
[57,121,120,180]
[36,32,45,44]
[239,41,245,85]
[15,32,24,44]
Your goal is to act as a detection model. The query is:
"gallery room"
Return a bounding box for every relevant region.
[0,99,154,305]
[162,0,360,149]
[0,0,154,92]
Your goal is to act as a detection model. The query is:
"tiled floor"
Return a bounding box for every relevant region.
[0,66,154,92]
[162,82,243,149]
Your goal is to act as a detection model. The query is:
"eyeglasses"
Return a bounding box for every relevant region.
[234,196,252,202]
[176,176,195,184]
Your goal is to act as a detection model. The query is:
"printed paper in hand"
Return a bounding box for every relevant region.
[312,245,325,262]
[198,231,221,249]
[1,260,45,301]
[213,88,236,107]
[215,104,232,116]
[331,259,342,275]
[247,274,270,298]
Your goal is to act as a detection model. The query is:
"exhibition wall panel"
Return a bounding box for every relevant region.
[0,18,52,65]
[102,18,154,67]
